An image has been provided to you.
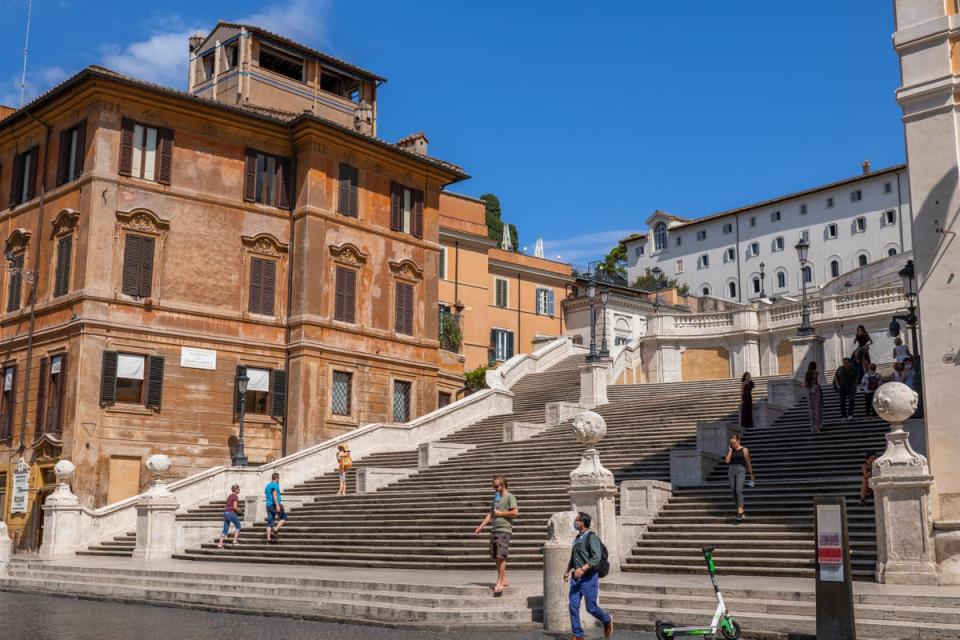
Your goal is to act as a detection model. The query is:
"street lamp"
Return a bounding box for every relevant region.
[795,239,814,335]
[599,288,610,358]
[759,262,766,299]
[232,369,249,467]
[586,280,599,362]
[651,266,663,313]
[896,259,920,365]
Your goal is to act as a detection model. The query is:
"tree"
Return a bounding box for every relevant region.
[480,193,519,251]
[633,272,690,296]
[599,243,628,277]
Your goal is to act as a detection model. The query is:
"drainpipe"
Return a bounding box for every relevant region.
[282,124,298,457]
[734,214,743,302]
[516,272,521,355]
[453,241,460,305]
[16,109,51,453]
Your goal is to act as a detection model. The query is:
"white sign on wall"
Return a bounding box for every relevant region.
[11,458,29,514]
[180,347,217,371]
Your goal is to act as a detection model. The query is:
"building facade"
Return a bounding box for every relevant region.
[623,165,912,302]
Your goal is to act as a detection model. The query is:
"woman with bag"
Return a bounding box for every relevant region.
[336,444,353,496]
[803,361,824,433]
[739,372,755,430]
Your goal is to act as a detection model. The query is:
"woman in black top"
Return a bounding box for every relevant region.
[724,433,755,523]
[853,325,873,380]
[740,372,755,429]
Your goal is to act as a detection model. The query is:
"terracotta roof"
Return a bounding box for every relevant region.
[214,22,386,83]
[0,65,467,180]
[396,131,429,145]
[620,164,907,245]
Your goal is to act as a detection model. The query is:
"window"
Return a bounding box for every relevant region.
[535,288,556,316]
[701,286,711,296]
[438,391,452,409]
[243,367,271,415]
[232,365,286,420]
[826,223,838,239]
[773,236,785,252]
[122,235,155,298]
[6,254,23,312]
[100,351,165,410]
[884,181,893,194]
[776,271,787,289]
[337,163,359,218]
[390,183,424,238]
[675,236,682,247]
[224,43,239,69]
[9,146,38,206]
[653,222,667,251]
[858,254,868,267]
[244,149,290,208]
[54,236,72,297]
[393,380,412,422]
[802,265,813,283]
[438,247,448,280]
[56,121,86,185]
[248,257,276,315]
[259,44,304,82]
[826,197,834,208]
[830,260,841,279]
[749,242,760,257]
[888,247,898,257]
[854,216,866,233]
[749,216,756,227]
[698,254,709,269]
[331,371,352,416]
[725,248,736,262]
[35,354,69,438]
[696,230,707,241]
[320,70,362,101]
[494,278,508,308]
[634,245,644,257]
[851,189,862,202]
[674,259,684,274]
[120,120,173,184]
[723,223,733,234]
[728,281,737,298]
[883,210,896,226]
[491,329,514,362]
[0,365,15,441]
[614,336,630,346]
[800,203,808,215]
[771,210,781,222]
[395,282,414,335]
[752,277,761,294]
[201,52,215,80]
[334,267,357,323]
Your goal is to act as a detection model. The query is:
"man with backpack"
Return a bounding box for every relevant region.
[563,512,613,639]
[860,363,882,417]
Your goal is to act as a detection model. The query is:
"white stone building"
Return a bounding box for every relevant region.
[623,164,912,302]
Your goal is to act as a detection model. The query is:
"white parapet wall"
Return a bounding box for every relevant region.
[51,337,581,555]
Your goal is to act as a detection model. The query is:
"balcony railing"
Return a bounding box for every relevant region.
[572,262,629,288]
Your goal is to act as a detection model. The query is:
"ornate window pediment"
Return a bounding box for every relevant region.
[50,209,80,238]
[242,233,289,257]
[329,243,368,267]
[5,228,31,253]
[116,209,170,235]
[389,259,423,283]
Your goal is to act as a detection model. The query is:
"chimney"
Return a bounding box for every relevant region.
[397,132,429,156]
[862,160,871,175]
[353,101,374,136]
[189,31,205,53]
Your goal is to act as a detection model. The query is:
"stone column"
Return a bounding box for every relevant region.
[542,511,577,634]
[578,361,609,409]
[568,410,620,572]
[790,334,825,382]
[39,460,85,557]
[0,521,11,576]
[870,383,938,584]
[132,455,179,562]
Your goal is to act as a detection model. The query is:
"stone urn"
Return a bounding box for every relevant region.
[46,459,79,506]
[570,410,613,487]
[142,454,174,500]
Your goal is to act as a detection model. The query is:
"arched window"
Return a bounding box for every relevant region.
[887,247,898,257]
[776,271,786,289]
[701,285,711,297]
[802,265,813,283]
[752,277,761,294]
[728,281,737,299]
[830,260,840,279]
[653,222,667,252]
[858,254,868,267]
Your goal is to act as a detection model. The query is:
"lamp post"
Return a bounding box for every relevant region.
[759,262,766,298]
[232,369,249,467]
[897,259,920,365]
[795,239,814,335]
[586,280,599,362]
[598,288,610,358]
[651,266,663,313]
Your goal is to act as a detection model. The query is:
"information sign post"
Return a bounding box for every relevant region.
[815,495,856,640]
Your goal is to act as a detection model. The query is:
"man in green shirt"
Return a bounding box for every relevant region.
[474,475,518,595]
[563,512,613,639]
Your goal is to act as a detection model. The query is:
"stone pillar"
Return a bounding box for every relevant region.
[568,410,620,573]
[578,361,609,409]
[0,521,11,576]
[542,511,577,634]
[657,345,682,383]
[870,383,938,585]
[39,460,85,557]
[132,455,179,562]
[790,334,825,382]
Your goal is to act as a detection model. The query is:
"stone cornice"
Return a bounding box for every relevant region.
[242,233,289,256]
[389,259,424,282]
[50,209,80,238]
[328,242,368,266]
[115,208,170,234]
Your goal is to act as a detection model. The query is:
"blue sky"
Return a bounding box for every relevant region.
[0,1,904,264]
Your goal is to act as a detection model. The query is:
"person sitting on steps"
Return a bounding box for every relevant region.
[859,452,880,507]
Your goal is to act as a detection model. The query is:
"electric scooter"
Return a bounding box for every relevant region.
[655,547,741,639]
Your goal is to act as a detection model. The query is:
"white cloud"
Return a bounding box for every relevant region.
[236,0,331,47]
[540,229,635,264]
[0,66,69,108]
[101,30,195,87]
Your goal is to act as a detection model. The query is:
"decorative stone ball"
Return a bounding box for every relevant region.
[146,454,172,475]
[571,410,607,445]
[873,382,919,424]
[54,459,76,483]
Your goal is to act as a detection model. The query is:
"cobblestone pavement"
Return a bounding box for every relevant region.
[0,592,653,640]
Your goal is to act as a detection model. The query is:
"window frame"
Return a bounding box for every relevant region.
[247,256,277,316]
[494,277,509,308]
[674,259,684,274]
[776,270,787,290]
[121,233,156,299]
[771,210,781,222]
[696,230,707,241]
[725,248,736,263]
[830,260,841,279]
[749,242,760,257]
[697,254,709,269]
[491,328,515,362]
[392,379,412,423]
[851,189,862,202]
[438,246,448,281]
[883,210,896,226]
[114,353,146,405]
[394,281,415,336]
[9,146,39,206]
[854,216,866,233]
[331,370,353,417]
[535,287,555,316]
[653,222,667,252]
[337,162,360,218]
[56,121,86,186]
[333,265,358,324]
[826,223,838,239]
[722,223,733,235]
[773,236,785,252]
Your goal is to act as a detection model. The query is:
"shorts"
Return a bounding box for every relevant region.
[339,469,346,482]
[266,505,288,527]
[222,511,242,535]
[490,531,511,559]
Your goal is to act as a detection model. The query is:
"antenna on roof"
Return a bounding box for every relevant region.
[18,0,33,107]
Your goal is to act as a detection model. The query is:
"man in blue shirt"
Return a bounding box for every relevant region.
[264,472,287,542]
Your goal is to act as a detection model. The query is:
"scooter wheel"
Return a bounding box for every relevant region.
[655,620,675,640]
[720,618,742,640]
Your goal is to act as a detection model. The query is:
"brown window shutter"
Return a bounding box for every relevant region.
[34,357,48,439]
[349,165,359,217]
[412,189,424,238]
[396,283,413,335]
[100,351,118,406]
[56,128,70,186]
[157,128,174,185]
[277,157,291,209]
[50,353,67,435]
[248,257,263,313]
[243,149,257,202]
[119,118,135,177]
[73,119,86,177]
[337,163,350,216]
[138,236,155,297]
[54,236,72,297]
[261,259,276,315]
[25,147,39,201]
[334,266,346,321]
[344,268,356,323]
[122,235,142,296]
[145,355,164,409]
[6,255,22,312]
[390,182,402,231]
[4,365,16,441]
[9,153,23,206]
[270,369,287,420]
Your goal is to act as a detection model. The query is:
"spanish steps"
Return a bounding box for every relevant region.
[77,355,888,582]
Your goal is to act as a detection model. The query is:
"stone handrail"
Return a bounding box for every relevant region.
[485,336,585,390]
[56,336,578,553]
[836,284,903,311]
[673,312,734,329]
[608,341,642,384]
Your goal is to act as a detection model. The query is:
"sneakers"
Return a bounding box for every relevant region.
[604,618,614,637]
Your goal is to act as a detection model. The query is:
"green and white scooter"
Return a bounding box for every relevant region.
[655,547,741,639]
